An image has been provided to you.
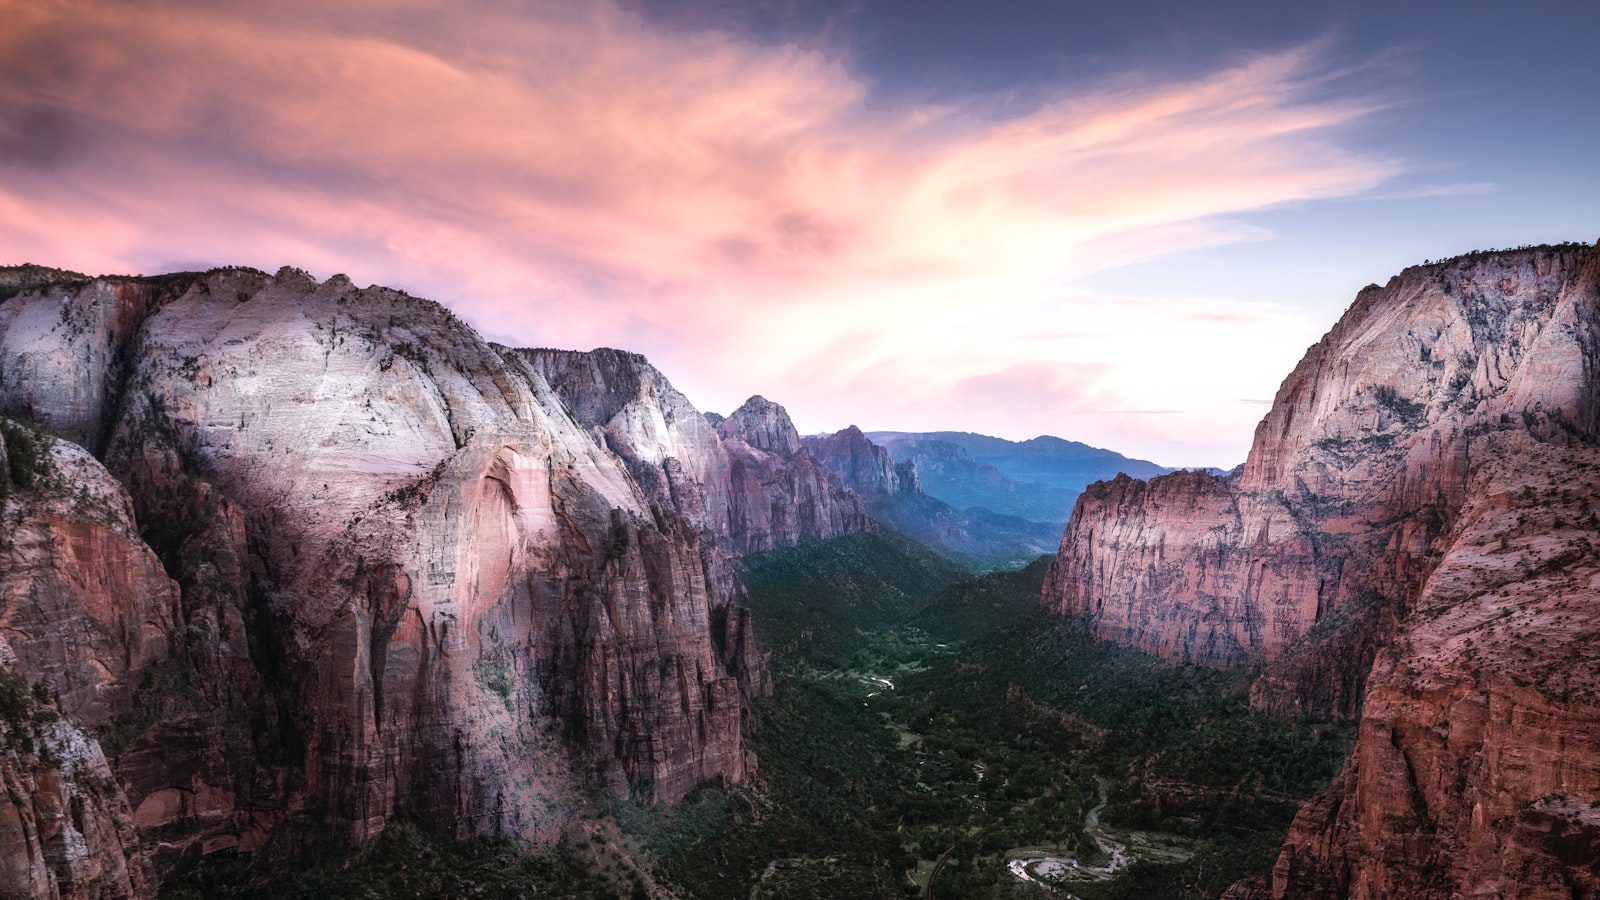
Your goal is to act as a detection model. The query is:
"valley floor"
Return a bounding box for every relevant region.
[163,533,1351,899]
[623,534,1351,899]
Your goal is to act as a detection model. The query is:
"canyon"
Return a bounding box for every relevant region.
[1045,242,1600,897]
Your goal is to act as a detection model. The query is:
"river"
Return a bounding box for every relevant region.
[1006,777,1128,891]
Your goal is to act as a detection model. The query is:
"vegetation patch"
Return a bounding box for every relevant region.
[161,822,636,900]
[0,417,50,495]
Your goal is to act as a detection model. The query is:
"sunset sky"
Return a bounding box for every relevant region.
[2,1,1596,467]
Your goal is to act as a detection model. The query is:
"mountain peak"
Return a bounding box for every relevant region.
[719,395,802,455]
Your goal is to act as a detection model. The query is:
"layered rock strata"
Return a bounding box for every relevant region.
[518,355,871,556]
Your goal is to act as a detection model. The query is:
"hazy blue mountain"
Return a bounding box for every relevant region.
[866,431,1171,525]
[803,426,1063,569]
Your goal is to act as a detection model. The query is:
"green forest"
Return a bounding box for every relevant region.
[626,534,1350,898]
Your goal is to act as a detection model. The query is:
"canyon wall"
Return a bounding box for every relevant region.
[517,356,872,556]
[711,396,874,553]
[0,265,870,896]
[1047,243,1596,713]
[1044,242,1600,896]
[0,429,158,898]
[1273,435,1600,898]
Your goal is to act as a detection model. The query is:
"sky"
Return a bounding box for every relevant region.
[1,1,1596,467]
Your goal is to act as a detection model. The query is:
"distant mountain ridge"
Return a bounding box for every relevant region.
[801,426,1062,568]
[866,430,1171,525]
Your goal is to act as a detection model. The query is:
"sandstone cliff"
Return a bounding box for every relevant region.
[1273,435,1600,898]
[0,678,143,900]
[0,265,856,894]
[514,355,871,557]
[712,396,874,554]
[0,426,153,899]
[1047,243,1597,713]
[1043,241,1600,896]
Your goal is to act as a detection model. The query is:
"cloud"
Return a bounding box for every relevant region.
[0,0,1396,465]
[948,363,1114,416]
[1346,181,1497,201]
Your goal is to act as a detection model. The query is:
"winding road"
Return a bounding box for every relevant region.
[1006,777,1128,890]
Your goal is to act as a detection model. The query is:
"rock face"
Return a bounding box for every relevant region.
[711,397,874,554]
[0,436,180,732]
[807,427,1062,565]
[0,429,153,899]
[718,395,802,457]
[1048,467,1346,674]
[1274,436,1600,898]
[0,682,143,900]
[0,265,876,894]
[806,426,919,506]
[515,359,870,557]
[519,346,738,546]
[1047,243,1597,711]
[1043,242,1600,896]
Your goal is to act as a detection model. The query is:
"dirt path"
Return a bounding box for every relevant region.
[922,845,955,899]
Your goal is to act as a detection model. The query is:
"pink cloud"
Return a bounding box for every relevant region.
[0,0,1395,465]
[948,363,1113,416]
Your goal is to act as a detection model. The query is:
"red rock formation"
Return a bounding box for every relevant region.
[714,396,873,554]
[805,426,918,506]
[0,437,180,730]
[1274,437,1600,898]
[0,690,144,900]
[0,265,853,894]
[1046,243,1597,716]
[0,428,154,899]
[1044,241,1600,895]
[524,353,872,555]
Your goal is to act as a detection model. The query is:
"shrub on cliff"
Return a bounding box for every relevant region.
[0,418,46,490]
